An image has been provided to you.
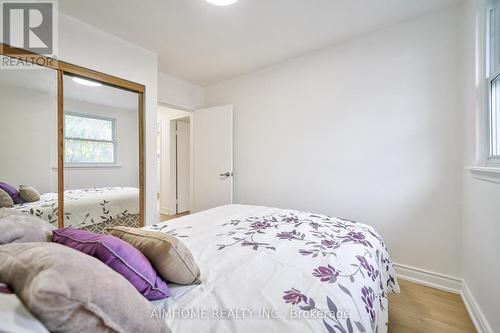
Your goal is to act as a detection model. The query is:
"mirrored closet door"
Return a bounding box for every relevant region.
[62,74,141,232]
[0,44,145,230]
[0,57,59,227]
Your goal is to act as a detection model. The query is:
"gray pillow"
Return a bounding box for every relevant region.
[0,214,55,244]
[0,188,14,208]
[0,243,170,333]
[19,185,40,202]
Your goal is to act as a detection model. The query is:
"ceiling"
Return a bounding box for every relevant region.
[0,59,137,111]
[158,105,191,119]
[64,75,138,111]
[59,0,460,87]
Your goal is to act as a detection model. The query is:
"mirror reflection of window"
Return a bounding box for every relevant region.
[62,74,140,233]
[64,113,116,165]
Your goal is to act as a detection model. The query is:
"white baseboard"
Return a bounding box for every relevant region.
[461,282,493,333]
[394,263,462,294]
[393,263,492,333]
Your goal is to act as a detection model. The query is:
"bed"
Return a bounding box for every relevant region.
[1,204,399,332]
[11,187,140,233]
[147,204,400,333]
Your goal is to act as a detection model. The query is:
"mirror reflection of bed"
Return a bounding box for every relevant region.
[62,74,140,233]
[0,59,141,232]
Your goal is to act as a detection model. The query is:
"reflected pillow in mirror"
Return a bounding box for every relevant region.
[0,189,14,208]
[19,185,40,203]
[0,182,23,204]
[0,214,55,244]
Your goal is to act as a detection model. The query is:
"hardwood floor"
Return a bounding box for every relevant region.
[389,279,475,333]
[159,211,190,222]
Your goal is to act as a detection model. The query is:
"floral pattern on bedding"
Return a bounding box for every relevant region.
[12,187,139,228]
[149,224,192,238]
[212,212,398,333]
[146,206,399,333]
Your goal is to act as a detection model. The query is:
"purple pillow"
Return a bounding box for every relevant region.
[52,228,170,300]
[0,182,24,204]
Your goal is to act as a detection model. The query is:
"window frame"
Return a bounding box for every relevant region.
[63,111,118,166]
[486,0,500,166]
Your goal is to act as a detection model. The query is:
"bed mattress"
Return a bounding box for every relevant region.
[148,204,399,333]
[11,187,139,228]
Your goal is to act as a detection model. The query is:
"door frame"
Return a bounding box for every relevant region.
[168,115,192,214]
[158,103,234,214]
[157,102,194,216]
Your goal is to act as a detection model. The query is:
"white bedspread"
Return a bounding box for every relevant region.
[11,187,139,228]
[147,205,399,333]
[0,293,49,333]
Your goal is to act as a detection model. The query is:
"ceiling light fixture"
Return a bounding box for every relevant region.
[205,0,238,6]
[72,77,102,87]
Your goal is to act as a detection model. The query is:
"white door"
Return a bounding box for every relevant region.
[192,105,233,212]
[176,120,190,213]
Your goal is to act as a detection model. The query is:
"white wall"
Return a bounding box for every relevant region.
[206,6,464,277]
[158,72,204,110]
[461,1,499,332]
[462,180,500,332]
[58,13,158,224]
[0,84,57,194]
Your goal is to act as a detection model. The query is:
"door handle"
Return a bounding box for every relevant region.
[219,172,232,177]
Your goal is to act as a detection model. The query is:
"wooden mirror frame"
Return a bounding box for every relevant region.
[0,43,145,228]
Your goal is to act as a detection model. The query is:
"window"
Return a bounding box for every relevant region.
[64,113,116,164]
[487,0,500,164]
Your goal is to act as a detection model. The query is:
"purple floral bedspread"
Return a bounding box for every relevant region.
[148,205,400,333]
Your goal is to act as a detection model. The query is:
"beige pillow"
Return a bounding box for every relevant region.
[0,214,55,244]
[0,188,14,208]
[109,226,201,285]
[0,243,170,333]
[19,185,40,202]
